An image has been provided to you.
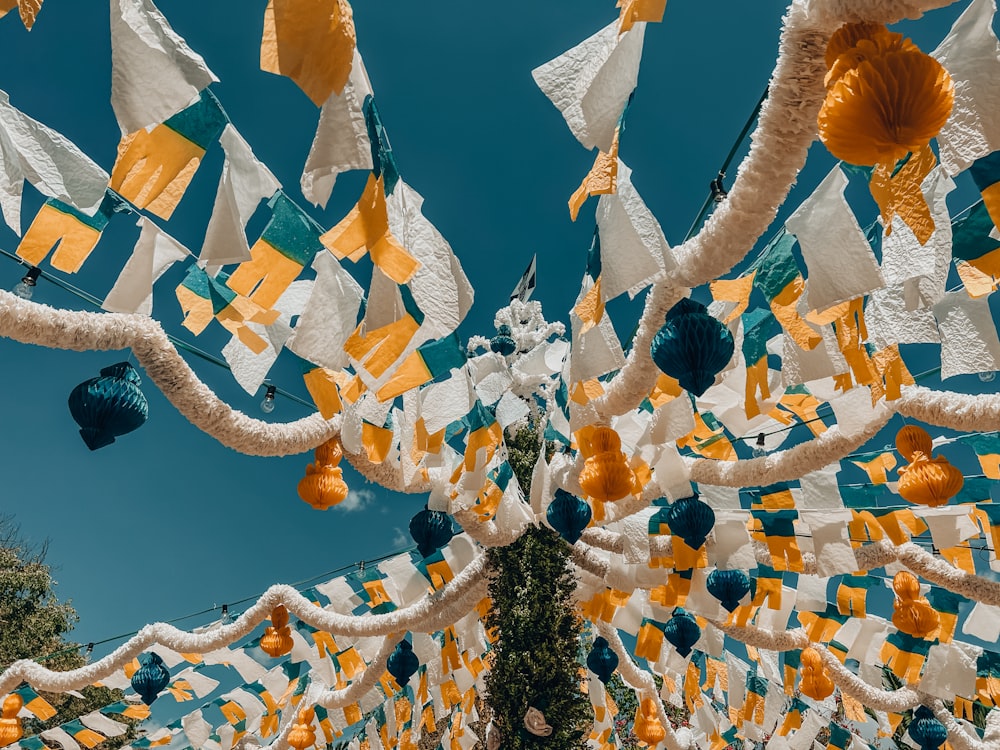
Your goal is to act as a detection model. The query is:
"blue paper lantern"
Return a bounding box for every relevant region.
[706,569,751,612]
[586,636,619,683]
[131,652,170,706]
[490,325,516,356]
[650,298,734,396]
[908,706,948,750]
[67,362,148,450]
[409,507,454,557]
[666,494,715,550]
[387,639,420,687]
[546,489,592,544]
[664,608,701,658]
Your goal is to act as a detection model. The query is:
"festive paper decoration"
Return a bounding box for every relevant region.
[130,653,170,706]
[578,426,635,503]
[287,706,317,750]
[546,488,592,544]
[891,571,940,638]
[385,639,419,687]
[67,362,149,451]
[666,494,715,552]
[706,569,751,612]
[409,507,454,557]
[798,647,834,700]
[522,707,553,737]
[297,437,349,510]
[633,697,666,746]
[908,706,948,750]
[663,608,700,658]
[0,693,23,746]
[896,425,964,507]
[650,298,734,397]
[489,324,516,356]
[259,605,293,658]
[586,636,618,684]
[819,24,954,167]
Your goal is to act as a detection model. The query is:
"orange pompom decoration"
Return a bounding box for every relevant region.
[633,697,666,747]
[819,28,953,167]
[892,571,940,638]
[288,706,317,750]
[298,438,349,510]
[578,427,635,503]
[799,647,835,701]
[0,694,23,747]
[260,604,294,658]
[895,425,963,508]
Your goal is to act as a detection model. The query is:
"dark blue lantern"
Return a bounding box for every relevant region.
[706,569,751,612]
[666,495,715,551]
[650,298,734,396]
[546,489,592,544]
[409,507,454,557]
[586,636,619,683]
[131,652,170,705]
[664,608,701,658]
[908,706,948,750]
[68,362,148,450]
[386,639,420,687]
[490,325,517,356]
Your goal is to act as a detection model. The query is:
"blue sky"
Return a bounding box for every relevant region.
[0,0,976,657]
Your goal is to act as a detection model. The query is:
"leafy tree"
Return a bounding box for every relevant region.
[484,426,591,750]
[0,516,138,748]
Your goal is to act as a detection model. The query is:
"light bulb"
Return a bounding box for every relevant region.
[12,266,40,300]
[260,385,276,414]
[980,371,996,383]
[752,433,767,458]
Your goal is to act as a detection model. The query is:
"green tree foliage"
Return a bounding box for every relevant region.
[0,517,137,747]
[486,526,591,750]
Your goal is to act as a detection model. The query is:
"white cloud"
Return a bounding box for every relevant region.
[337,487,376,512]
[390,526,409,548]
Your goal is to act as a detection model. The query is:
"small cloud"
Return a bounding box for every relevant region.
[337,487,376,512]
[390,527,409,548]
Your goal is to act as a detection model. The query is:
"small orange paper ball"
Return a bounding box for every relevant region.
[288,707,317,750]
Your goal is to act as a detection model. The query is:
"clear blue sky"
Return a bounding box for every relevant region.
[0,0,973,656]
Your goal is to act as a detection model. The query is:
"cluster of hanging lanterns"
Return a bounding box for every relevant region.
[298,437,350,510]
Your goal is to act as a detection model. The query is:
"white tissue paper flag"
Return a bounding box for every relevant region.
[200,125,281,266]
[570,278,626,382]
[41,728,82,750]
[102,217,191,314]
[182,712,213,750]
[962,601,1000,641]
[286,251,364,370]
[798,465,845,509]
[79,712,128,738]
[933,290,1000,378]
[785,167,884,312]
[110,0,218,134]
[932,0,1000,175]
[800,510,856,575]
[302,48,374,208]
[595,161,675,300]
[780,324,849,387]
[386,180,474,338]
[531,20,645,152]
[0,91,109,231]
[920,641,981,700]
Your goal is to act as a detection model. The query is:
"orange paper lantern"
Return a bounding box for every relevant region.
[892,571,940,638]
[288,707,317,750]
[799,647,834,701]
[298,437,349,510]
[260,604,294,658]
[819,26,953,167]
[0,694,23,747]
[896,424,934,462]
[633,697,666,746]
[578,426,635,502]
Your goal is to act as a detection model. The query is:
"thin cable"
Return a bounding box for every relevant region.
[14,544,418,668]
[0,247,316,410]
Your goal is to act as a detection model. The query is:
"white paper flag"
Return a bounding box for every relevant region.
[785,167,884,312]
[933,290,1000,379]
[110,0,218,133]
[103,217,191,314]
[932,0,1000,175]
[531,21,645,152]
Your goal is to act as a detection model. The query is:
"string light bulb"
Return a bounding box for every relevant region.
[752,433,767,458]
[980,371,996,382]
[260,384,276,414]
[12,266,40,300]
